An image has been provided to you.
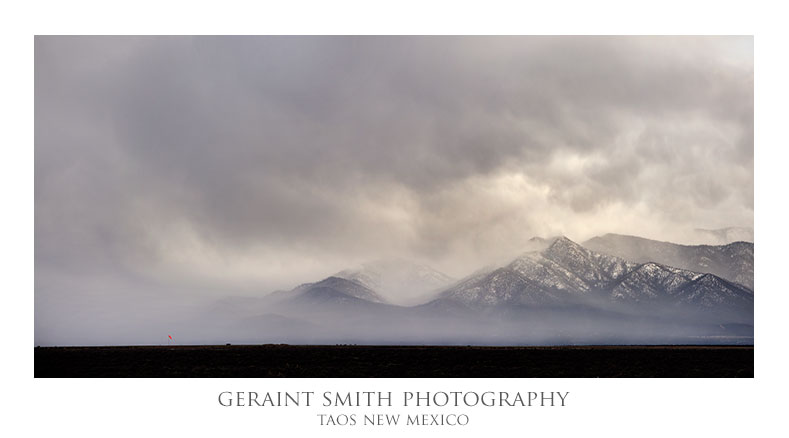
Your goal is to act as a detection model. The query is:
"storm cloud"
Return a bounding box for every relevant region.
[35,36,753,343]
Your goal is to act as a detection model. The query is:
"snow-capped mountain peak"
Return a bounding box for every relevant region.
[433,236,751,318]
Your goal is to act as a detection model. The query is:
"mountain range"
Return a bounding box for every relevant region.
[202,233,754,345]
[434,237,752,312]
[583,233,753,289]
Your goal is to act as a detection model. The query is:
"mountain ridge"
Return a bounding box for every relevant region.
[583,233,753,289]
[431,236,752,324]
[207,233,754,344]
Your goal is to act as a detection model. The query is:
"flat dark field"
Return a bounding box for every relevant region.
[34,345,753,378]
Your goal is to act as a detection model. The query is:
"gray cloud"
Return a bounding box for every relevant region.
[35,36,753,343]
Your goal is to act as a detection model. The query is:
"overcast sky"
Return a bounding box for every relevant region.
[35,36,753,303]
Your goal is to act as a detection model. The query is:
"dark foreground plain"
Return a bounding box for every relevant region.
[35,345,753,378]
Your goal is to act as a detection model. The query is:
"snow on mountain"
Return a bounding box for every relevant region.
[540,237,634,290]
[206,234,754,344]
[610,262,703,301]
[437,237,633,307]
[434,236,753,319]
[674,274,753,307]
[583,233,754,289]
